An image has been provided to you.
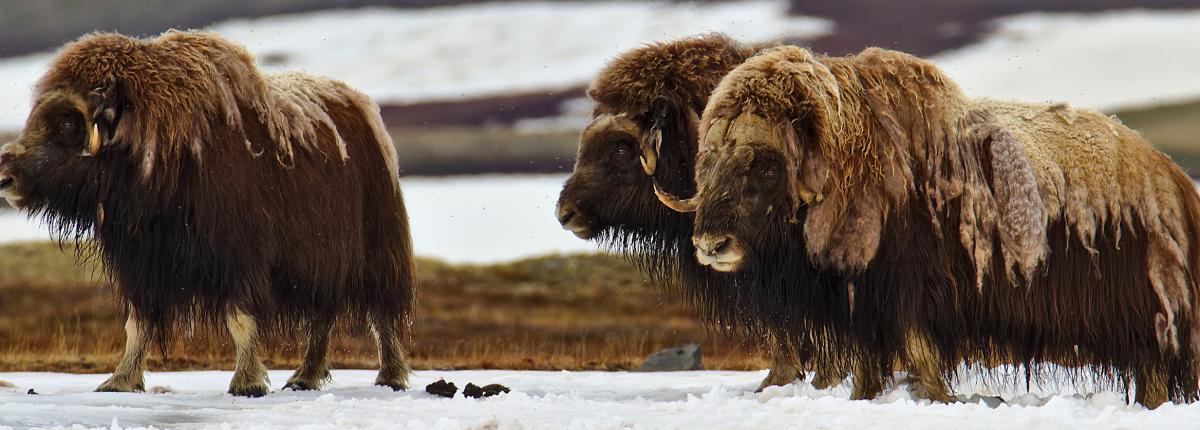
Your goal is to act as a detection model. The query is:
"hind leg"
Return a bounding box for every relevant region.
[371,314,411,391]
[227,310,270,397]
[1135,361,1173,409]
[96,311,149,392]
[284,317,334,391]
[902,329,954,403]
[849,353,886,400]
[757,333,805,392]
[1168,358,1200,405]
[809,331,851,390]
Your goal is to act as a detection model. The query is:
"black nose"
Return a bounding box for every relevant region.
[0,176,12,190]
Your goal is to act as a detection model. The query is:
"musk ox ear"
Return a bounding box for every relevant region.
[984,124,1047,280]
[640,96,672,176]
[780,121,828,211]
[83,78,125,156]
[643,95,699,177]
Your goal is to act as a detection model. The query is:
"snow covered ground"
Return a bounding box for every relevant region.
[0,174,595,264]
[934,9,1200,111]
[0,0,830,132]
[0,369,1197,429]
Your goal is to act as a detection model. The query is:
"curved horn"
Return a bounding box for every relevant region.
[654,183,697,213]
[85,123,100,156]
[639,128,659,176]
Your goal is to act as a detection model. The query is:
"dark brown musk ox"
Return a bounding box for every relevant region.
[554,33,856,391]
[659,45,1200,407]
[0,31,416,397]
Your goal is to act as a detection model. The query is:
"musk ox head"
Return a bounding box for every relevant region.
[658,46,840,272]
[0,31,311,237]
[0,87,103,210]
[665,45,1050,282]
[555,34,756,242]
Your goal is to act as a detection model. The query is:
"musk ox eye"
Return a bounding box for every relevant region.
[763,166,777,178]
[60,117,78,134]
[612,145,632,162]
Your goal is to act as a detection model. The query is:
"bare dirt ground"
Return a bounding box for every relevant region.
[0,242,763,373]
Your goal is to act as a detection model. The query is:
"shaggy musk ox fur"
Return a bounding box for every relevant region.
[555,34,852,391]
[673,45,1200,407]
[0,31,416,396]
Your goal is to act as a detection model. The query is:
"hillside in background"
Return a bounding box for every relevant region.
[0,0,1196,176]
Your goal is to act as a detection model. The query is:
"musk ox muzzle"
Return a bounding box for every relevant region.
[555,198,596,239]
[0,141,24,208]
[692,232,745,272]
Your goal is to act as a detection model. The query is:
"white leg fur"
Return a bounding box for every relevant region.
[96,313,149,392]
[226,310,270,397]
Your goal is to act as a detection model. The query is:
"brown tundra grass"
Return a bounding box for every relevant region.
[0,242,766,373]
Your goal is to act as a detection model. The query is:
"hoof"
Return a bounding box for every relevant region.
[902,376,954,403]
[229,382,270,398]
[96,376,145,393]
[375,379,408,392]
[755,366,805,392]
[754,376,794,393]
[809,372,845,390]
[283,380,322,391]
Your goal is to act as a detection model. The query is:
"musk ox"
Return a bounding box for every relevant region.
[659,45,1200,407]
[0,31,416,397]
[555,34,853,391]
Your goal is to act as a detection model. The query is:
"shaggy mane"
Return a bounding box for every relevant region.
[589,33,761,117]
[35,31,391,183]
[27,31,414,345]
[699,44,1200,403]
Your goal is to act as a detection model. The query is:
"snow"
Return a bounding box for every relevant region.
[0,0,831,132]
[0,369,1197,429]
[4,7,1198,132]
[0,174,594,264]
[401,174,594,263]
[934,9,1200,111]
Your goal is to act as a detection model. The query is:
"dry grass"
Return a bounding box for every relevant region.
[0,242,766,373]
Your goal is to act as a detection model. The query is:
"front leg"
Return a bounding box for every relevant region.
[284,318,334,391]
[849,353,886,400]
[902,328,954,403]
[96,311,149,392]
[756,333,805,392]
[227,310,270,397]
[371,314,411,391]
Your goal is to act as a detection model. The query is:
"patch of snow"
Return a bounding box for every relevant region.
[401,174,595,263]
[0,0,831,132]
[512,96,594,134]
[0,369,1198,429]
[0,52,47,132]
[0,210,53,244]
[934,9,1200,111]
[0,174,595,264]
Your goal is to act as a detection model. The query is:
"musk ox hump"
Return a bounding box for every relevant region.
[587,33,755,116]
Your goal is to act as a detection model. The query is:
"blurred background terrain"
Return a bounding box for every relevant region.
[0,0,1198,372]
